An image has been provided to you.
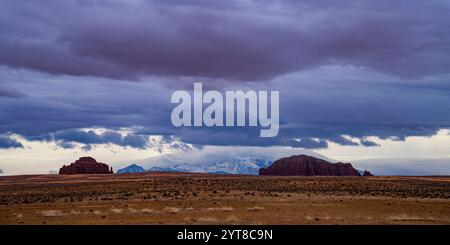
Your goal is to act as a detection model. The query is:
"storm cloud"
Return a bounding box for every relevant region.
[0,0,449,150]
[0,135,23,149]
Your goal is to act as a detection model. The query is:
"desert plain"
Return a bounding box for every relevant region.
[0,172,449,224]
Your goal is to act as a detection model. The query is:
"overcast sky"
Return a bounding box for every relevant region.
[1,0,450,175]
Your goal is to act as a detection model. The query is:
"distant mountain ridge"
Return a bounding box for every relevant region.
[117,164,145,174]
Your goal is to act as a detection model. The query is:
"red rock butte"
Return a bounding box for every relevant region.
[363,170,374,176]
[259,154,371,176]
[59,157,113,175]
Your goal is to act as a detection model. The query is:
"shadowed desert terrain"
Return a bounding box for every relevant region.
[0,173,449,224]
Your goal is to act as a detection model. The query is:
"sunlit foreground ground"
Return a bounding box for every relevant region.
[0,173,449,224]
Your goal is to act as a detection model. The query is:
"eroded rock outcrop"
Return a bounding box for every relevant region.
[362,170,373,176]
[59,157,113,175]
[259,155,361,176]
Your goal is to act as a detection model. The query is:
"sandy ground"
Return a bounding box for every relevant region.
[0,173,449,224]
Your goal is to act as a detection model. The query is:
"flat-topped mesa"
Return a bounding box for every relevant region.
[259,154,361,176]
[59,157,113,175]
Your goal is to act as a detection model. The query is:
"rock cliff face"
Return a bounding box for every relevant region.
[117,164,145,174]
[362,170,373,176]
[59,157,113,175]
[259,155,361,176]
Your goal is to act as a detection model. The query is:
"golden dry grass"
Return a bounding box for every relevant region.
[0,172,449,224]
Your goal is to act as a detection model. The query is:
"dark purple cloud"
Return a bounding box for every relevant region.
[0,0,449,80]
[32,129,149,149]
[0,1,449,150]
[0,86,25,98]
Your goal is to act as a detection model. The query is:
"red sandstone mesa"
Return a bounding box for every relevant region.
[59,157,113,175]
[259,155,364,176]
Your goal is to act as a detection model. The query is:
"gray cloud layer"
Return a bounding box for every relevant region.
[1,0,449,80]
[0,0,450,150]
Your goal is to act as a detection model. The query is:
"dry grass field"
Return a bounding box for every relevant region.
[0,172,449,224]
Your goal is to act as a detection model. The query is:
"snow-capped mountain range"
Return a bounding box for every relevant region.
[117,159,272,175]
[148,159,272,175]
[117,164,146,174]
